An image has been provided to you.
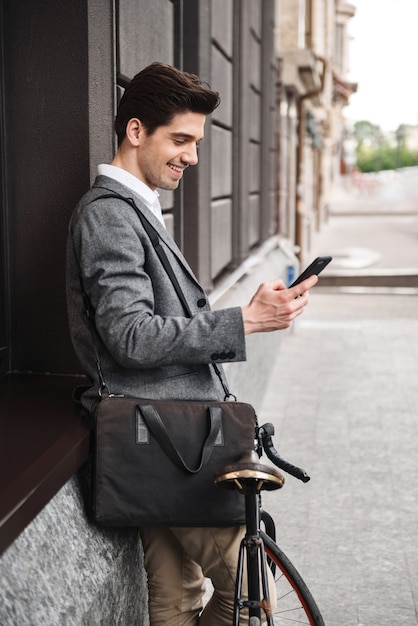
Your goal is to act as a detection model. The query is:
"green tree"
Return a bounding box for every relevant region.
[353,121,418,172]
[353,120,381,145]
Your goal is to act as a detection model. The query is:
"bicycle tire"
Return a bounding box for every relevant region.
[261,532,325,625]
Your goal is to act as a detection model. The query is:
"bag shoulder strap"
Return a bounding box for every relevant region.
[86,192,235,400]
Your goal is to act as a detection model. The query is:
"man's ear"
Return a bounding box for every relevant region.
[125,118,143,147]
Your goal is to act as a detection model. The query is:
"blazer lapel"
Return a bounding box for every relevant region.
[93,177,202,288]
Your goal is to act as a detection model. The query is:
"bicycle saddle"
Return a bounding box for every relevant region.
[214,450,285,492]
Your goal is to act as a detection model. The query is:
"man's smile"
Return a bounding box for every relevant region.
[167,162,186,177]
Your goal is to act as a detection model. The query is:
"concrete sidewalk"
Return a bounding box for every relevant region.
[258,173,418,625]
[260,291,418,626]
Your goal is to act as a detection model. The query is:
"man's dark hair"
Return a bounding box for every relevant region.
[115,62,220,144]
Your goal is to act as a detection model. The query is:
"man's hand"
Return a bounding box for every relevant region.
[241,274,318,335]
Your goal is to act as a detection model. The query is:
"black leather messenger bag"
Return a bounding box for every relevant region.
[93,394,256,527]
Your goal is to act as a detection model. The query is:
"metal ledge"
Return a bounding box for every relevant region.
[0,373,90,555]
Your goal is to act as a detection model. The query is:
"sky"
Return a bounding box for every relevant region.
[344,0,418,132]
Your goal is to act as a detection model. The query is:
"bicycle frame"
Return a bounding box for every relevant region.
[215,423,321,626]
[233,483,275,626]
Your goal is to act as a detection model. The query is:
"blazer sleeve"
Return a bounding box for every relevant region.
[71,198,247,369]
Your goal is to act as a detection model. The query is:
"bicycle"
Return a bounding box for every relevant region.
[214,422,325,626]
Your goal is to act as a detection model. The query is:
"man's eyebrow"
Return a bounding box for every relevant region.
[169,132,204,141]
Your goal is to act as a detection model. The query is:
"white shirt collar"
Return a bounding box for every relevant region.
[98,164,165,225]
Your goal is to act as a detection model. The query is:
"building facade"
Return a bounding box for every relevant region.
[276,0,356,263]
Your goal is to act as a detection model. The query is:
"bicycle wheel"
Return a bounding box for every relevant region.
[261,532,325,625]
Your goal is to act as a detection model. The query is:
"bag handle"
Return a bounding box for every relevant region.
[137,404,222,474]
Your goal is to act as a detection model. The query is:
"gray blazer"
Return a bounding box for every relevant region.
[66,176,246,413]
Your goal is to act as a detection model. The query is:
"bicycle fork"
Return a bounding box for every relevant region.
[233,487,274,626]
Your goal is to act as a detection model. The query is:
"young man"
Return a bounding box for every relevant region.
[66,62,317,626]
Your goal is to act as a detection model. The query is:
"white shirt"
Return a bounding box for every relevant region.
[98,164,165,226]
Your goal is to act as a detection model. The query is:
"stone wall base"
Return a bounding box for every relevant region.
[0,470,149,626]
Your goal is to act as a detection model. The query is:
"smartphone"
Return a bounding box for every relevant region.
[289,256,332,288]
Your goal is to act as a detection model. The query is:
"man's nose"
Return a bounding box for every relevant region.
[181,144,199,166]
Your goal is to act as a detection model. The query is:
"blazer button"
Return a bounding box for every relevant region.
[227,351,236,359]
[211,353,220,360]
[219,352,227,360]
[197,298,206,308]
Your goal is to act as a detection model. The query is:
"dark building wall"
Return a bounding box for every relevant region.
[1,0,90,373]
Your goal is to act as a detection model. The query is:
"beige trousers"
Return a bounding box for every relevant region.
[140,525,276,626]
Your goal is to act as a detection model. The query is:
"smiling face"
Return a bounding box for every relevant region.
[127,111,206,191]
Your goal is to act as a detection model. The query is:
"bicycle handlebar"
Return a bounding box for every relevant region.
[258,423,311,483]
